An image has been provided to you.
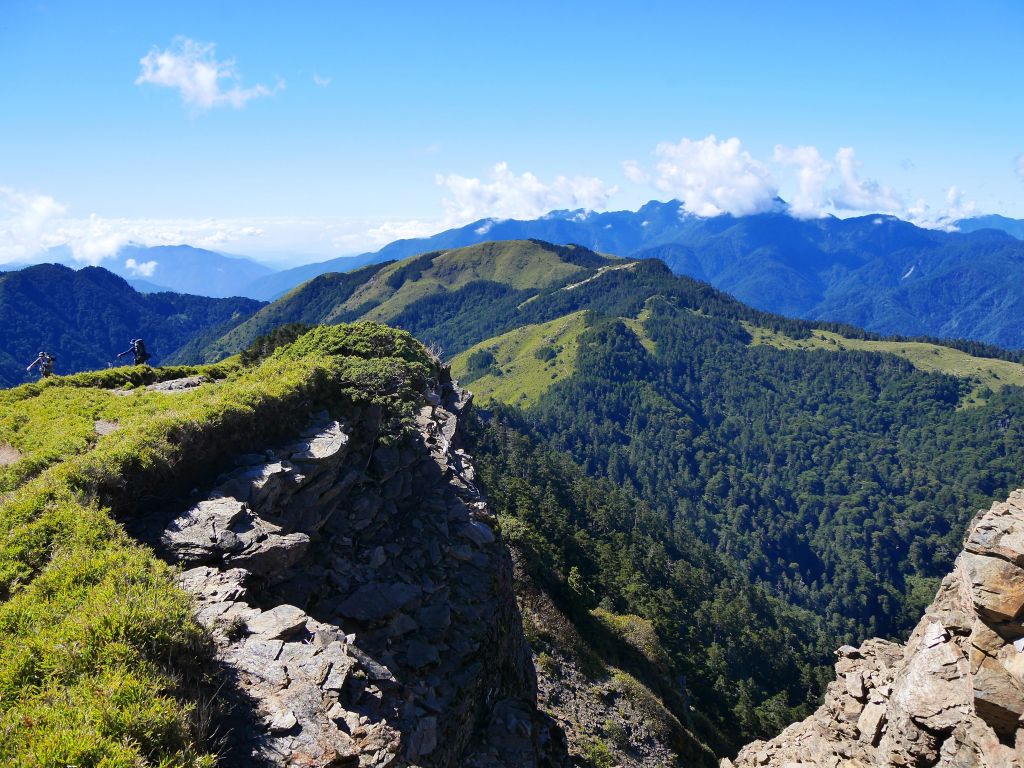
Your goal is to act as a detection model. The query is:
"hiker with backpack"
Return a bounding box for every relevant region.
[117,338,152,366]
[26,351,56,378]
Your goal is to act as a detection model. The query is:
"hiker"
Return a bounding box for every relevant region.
[26,351,56,378]
[117,338,151,366]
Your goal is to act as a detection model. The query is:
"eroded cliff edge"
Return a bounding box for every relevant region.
[151,372,567,767]
[728,489,1024,767]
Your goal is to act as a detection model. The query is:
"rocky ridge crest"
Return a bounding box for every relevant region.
[155,373,567,767]
[728,489,1024,768]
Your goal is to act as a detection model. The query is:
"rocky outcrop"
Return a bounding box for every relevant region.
[727,489,1024,768]
[157,375,567,767]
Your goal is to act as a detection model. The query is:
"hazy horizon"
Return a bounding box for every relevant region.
[3,1,1023,271]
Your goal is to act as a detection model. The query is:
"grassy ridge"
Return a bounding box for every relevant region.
[348,240,611,324]
[0,323,434,766]
[450,306,659,408]
[0,363,239,495]
[451,310,589,406]
[198,241,623,363]
[744,322,1024,405]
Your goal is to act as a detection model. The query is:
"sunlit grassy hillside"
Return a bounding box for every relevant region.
[201,240,623,361]
[451,306,656,407]
[743,322,1024,406]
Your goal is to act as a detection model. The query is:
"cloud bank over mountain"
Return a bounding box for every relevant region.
[625,135,970,226]
[0,134,995,267]
[435,162,618,225]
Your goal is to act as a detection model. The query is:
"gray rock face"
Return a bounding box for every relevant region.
[165,378,567,768]
[335,582,423,622]
[727,488,1024,768]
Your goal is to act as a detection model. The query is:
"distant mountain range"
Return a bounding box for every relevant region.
[9,204,1024,347]
[955,213,1024,240]
[31,244,275,298]
[207,204,1024,349]
[0,264,264,387]
[244,205,1024,301]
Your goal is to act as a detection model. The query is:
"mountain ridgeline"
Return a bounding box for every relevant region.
[11,204,1024,349]
[0,325,574,767]
[34,243,276,298]
[236,203,1024,350]
[199,240,622,361]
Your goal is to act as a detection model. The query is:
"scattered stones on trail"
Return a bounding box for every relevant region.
[162,377,568,768]
[727,488,1024,768]
[146,375,207,392]
[93,419,120,436]
[0,443,21,466]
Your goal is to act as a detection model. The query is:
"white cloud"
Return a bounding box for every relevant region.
[945,185,976,219]
[621,160,649,184]
[313,73,332,87]
[627,138,931,220]
[136,37,281,111]
[51,217,268,263]
[0,186,275,265]
[772,144,831,218]
[125,258,158,278]
[0,186,67,261]
[435,162,618,225]
[773,146,904,217]
[326,218,439,252]
[906,185,977,230]
[1016,154,1024,181]
[831,147,903,214]
[0,184,452,265]
[648,135,779,217]
[64,215,132,263]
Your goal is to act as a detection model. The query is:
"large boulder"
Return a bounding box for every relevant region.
[729,490,1024,768]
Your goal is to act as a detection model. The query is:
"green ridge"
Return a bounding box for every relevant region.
[744,322,1024,406]
[199,240,621,361]
[621,305,656,354]
[349,240,609,322]
[451,310,588,407]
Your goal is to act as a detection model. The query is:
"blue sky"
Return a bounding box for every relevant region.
[2,1,1022,266]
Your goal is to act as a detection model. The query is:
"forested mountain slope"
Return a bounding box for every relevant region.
[444,258,1024,644]
[0,264,265,386]
[433,256,1024,753]
[631,213,1024,347]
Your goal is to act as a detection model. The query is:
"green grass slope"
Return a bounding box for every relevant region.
[199,240,622,361]
[199,262,391,362]
[451,310,589,407]
[743,322,1024,406]
[0,323,434,766]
